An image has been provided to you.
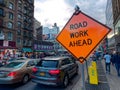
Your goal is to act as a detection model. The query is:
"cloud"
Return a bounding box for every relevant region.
[34,0,107,30]
[34,0,73,30]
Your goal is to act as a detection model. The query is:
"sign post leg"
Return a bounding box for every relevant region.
[81,63,86,90]
[86,61,89,83]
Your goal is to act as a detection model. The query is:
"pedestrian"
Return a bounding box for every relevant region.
[0,52,3,60]
[10,50,18,59]
[104,52,111,74]
[113,52,120,76]
[110,52,116,65]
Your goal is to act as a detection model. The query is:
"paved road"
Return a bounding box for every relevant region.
[0,73,80,90]
[0,62,82,90]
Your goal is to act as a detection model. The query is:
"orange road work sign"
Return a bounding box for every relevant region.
[56,11,111,63]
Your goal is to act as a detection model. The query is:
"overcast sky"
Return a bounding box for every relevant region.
[34,0,107,30]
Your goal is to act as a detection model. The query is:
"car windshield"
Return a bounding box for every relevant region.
[37,60,58,68]
[4,62,24,68]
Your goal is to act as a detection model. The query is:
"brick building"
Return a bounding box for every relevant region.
[0,0,34,52]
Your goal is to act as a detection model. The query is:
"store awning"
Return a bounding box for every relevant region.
[22,48,33,52]
[34,50,54,52]
[0,46,17,49]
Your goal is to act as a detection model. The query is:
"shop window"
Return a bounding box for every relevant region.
[7,21,13,29]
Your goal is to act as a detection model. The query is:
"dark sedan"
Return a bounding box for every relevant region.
[32,56,78,88]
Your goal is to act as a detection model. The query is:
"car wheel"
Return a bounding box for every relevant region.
[62,75,69,88]
[22,75,29,84]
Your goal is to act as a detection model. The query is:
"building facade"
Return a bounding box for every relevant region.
[0,0,34,53]
[33,18,41,40]
[112,0,120,52]
[43,23,60,51]
[105,0,115,52]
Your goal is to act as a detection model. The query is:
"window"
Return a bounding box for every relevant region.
[0,0,4,3]
[27,41,32,46]
[23,39,27,45]
[7,32,13,40]
[37,60,58,68]
[18,0,22,11]
[9,2,14,9]
[9,12,13,20]
[0,29,4,35]
[61,58,70,66]
[0,8,4,16]
[23,31,27,36]
[17,29,21,35]
[0,19,3,26]
[0,29,3,34]
[18,0,22,4]
[0,28,4,40]
[4,62,24,68]
[28,0,33,3]
[23,16,27,20]
[23,9,27,14]
[27,61,35,67]
[18,14,22,19]
[17,21,22,28]
[7,22,13,29]
[17,37,21,45]
[18,5,22,11]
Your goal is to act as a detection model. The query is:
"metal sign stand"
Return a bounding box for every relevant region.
[79,56,86,90]
[81,63,86,90]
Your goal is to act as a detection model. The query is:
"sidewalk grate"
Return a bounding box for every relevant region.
[98,76,107,82]
[85,60,110,90]
[85,82,110,90]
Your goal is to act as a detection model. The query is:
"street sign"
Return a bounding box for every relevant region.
[56,10,111,63]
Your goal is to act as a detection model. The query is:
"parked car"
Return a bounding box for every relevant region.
[32,56,78,87]
[0,59,40,84]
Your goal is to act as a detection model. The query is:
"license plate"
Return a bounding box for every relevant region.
[40,72,45,76]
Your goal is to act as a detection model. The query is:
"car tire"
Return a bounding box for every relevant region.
[62,75,69,88]
[22,75,29,84]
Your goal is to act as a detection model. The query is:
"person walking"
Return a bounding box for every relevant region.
[104,52,111,74]
[113,52,120,77]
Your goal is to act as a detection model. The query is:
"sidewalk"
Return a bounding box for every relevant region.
[72,60,120,90]
[102,60,120,90]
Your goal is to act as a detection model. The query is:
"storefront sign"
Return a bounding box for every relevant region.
[3,41,8,46]
[34,44,54,51]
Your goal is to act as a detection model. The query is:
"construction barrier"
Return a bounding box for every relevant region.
[88,61,98,85]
